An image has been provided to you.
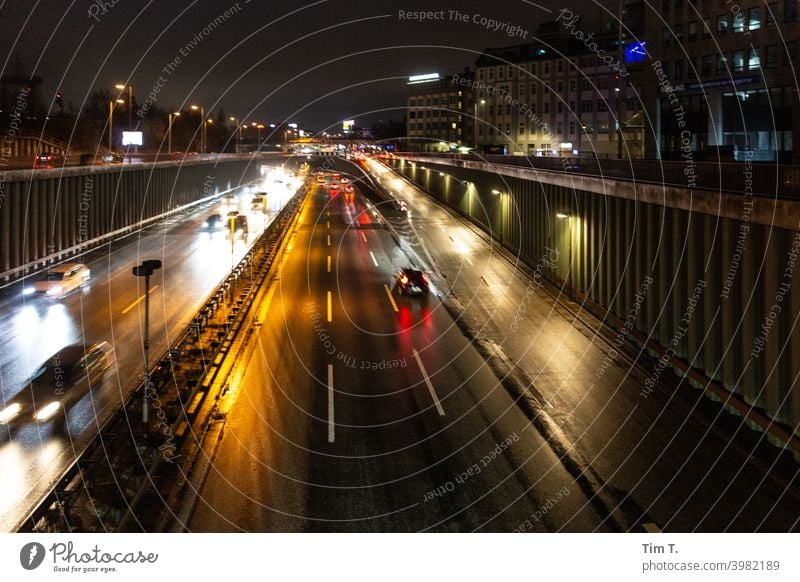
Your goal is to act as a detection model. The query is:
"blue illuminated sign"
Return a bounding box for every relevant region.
[625,41,647,63]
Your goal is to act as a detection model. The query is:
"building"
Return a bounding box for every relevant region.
[470,8,645,159]
[643,0,800,161]
[406,70,473,151]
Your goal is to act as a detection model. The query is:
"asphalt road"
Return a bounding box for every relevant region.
[0,159,299,530]
[189,179,613,532]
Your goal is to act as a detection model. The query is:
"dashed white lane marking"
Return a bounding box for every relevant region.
[413,348,445,416]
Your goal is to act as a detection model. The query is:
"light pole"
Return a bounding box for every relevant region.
[230,117,240,152]
[132,259,162,439]
[115,83,133,130]
[556,213,573,301]
[108,98,124,152]
[168,111,180,154]
[474,99,485,152]
[257,123,265,147]
[191,105,205,153]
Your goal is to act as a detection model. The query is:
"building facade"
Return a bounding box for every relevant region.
[643,0,800,161]
[406,71,472,151]
[471,28,644,158]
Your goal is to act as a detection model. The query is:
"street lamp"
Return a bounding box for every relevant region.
[473,99,485,152]
[168,111,180,154]
[191,104,205,153]
[108,98,124,152]
[132,259,162,439]
[257,123,265,147]
[115,83,133,129]
[230,116,240,152]
[556,213,573,301]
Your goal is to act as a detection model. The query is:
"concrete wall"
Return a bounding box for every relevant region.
[0,157,269,281]
[388,156,800,444]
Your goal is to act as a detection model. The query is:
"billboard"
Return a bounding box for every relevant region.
[122,131,143,146]
[625,41,647,64]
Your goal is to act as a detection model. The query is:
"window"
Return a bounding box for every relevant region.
[556,122,563,134]
[674,59,684,80]
[766,45,778,68]
[544,62,551,74]
[732,50,744,72]
[717,14,729,34]
[519,123,526,136]
[786,0,797,23]
[766,3,777,26]
[543,102,550,113]
[498,67,504,79]
[688,21,698,41]
[488,68,494,80]
[557,61,564,73]
[582,101,593,112]
[733,13,744,32]
[531,63,537,75]
[701,55,713,76]
[506,104,512,115]
[598,78,609,90]
[717,54,727,74]
[507,66,514,78]
[597,99,608,112]
[478,70,485,81]
[519,83,525,95]
[569,100,575,111]
[748,47,761,69]
[662,27,671,47]
[748,7,762,30]
[557,102,564,113]
[541,143,551,150]
[785,42,798,65]
[556,80,564,92]
[569,79,576,91]
[531,84,537,95]
[580,79,590,90]
[569,121,576,134]
[703,18,712,38]
[661,0,670,11]
[674,23,684,41]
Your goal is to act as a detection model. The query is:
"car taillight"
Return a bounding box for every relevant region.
[421,274,429,284]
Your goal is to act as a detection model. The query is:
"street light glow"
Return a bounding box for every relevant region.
[556,212,570,219]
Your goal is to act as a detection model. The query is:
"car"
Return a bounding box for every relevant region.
[0,342,112,430]
[33,153,64,169]
[343,183,354,195]
[226,211,248,233]
[397,268,429,296]
[220,194,239,213]
[23,263,91,298]
[396,199,408,212]
[102,152,123,164]
[202,213,224,230]
[251,193,267,212]
[316,173,327,184]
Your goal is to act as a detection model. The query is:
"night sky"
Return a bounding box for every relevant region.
[0,0,600,131]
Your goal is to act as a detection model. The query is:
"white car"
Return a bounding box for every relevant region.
[24,263,91,298]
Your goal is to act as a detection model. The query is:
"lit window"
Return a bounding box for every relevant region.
[748,7,762,30]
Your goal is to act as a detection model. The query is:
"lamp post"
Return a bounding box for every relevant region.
[473,99,485,152]
[556,213,573,301]
[132,259,162,439]
[191,105,205,153]
[108,99,124,152]
[115,84,133,130]
[230,117,240,152]
[257,124,265,147]
[168,111,180,154]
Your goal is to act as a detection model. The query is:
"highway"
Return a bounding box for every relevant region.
[188,175,613,532]
[188,157,800,532]
[0,158,301,530]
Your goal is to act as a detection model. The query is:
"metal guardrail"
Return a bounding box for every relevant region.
[396,153,799,198]
[16,185,307,532]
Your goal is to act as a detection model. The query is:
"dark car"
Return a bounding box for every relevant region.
[0,342,112,430]
[102,152,123,164]
[397,268,429,296]
[202,213,225,230]
[226,211,248,234]
[33,153,64,169]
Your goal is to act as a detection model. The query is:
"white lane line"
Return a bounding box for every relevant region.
[412,348,445,416]
[327,221,330,229]
[327,255,331,273]
[361,232,367,243]
[327,291,332,322]
[328,364,335,443]
[383,284,399,312]
[327,234,331,246]
[369,251,379,267]
[121,286,159,314]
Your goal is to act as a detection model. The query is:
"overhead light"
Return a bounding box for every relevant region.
[556,212,570,219]
[491,189,501,195]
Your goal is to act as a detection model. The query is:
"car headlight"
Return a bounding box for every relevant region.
[0,403,22,424]
[22,287,35,296]
[46,285,63,296]
[34,402,60,422]
[202,221,209,228]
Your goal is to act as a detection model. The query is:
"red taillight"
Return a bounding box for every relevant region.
[421,274,429,284]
